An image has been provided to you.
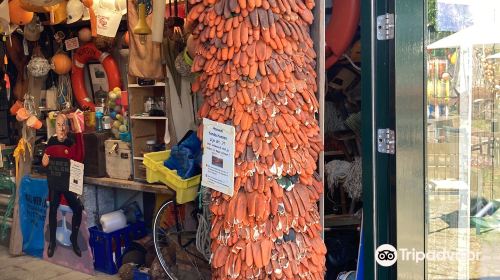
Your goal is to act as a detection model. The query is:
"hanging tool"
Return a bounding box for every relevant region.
[133,0,152,44]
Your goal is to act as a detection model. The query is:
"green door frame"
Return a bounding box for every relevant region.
[362,0,427,278]
[361,0,398,278]
[361,0,429,277]
[394,0,426,279]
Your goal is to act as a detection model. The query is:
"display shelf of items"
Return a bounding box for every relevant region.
[324,214,361,228]
[28,173,175,196]
[127,82,169,181]
[128,82,166,88]
[83,176,174,195]
[130,116,168,120]
[323,43,362,233]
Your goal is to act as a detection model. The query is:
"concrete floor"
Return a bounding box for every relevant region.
[0,245,119,280]
[427,193,500,279]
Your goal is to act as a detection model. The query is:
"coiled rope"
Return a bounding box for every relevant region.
[196,185,212,261]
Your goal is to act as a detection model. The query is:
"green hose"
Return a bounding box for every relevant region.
[0,174,15,240]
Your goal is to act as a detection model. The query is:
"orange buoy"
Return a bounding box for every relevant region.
[9,0,33,26]
[19,0,59,13]
[52,53,72,75]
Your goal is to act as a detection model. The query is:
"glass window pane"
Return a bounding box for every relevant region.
[425,1,500,279]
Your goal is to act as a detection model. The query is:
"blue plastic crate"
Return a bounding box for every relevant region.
[89,221,147,274]
[133,267,151,280]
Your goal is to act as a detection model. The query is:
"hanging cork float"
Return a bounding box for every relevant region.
[187,0,326,277]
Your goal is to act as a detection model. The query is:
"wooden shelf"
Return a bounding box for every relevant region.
[129,121,159,157]
[324,150,345,156]
[324,214,361,228]
[128,86,166,116]
[130,116,168,120]
[38,107,55,112]
[128,83,168,180]
[30,174,174,195]
[128,82,166,88]
[84,176,174,195]
[133,158,147,180]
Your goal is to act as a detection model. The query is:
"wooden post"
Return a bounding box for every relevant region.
[9,74,45,255]
[312,0,326,238]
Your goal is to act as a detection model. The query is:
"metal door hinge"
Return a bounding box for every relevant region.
[377,129,395,154]
[377,13,395,40]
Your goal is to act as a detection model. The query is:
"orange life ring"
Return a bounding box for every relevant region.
[71,42,122,110]
[326,0,360,69]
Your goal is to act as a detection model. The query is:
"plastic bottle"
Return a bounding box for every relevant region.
[102,116,112,130]
[95,111,104,132]
[144,96,153,115]
[157,96,166,116]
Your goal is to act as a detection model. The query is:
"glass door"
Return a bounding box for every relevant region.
[424,1,500,279]
[396,0,500,279]
[424,0,500,279]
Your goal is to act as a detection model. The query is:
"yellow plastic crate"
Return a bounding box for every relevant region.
[143,150,201,204]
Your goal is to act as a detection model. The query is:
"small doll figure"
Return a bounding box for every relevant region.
[42,113,84,257]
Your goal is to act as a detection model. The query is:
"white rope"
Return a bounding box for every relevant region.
[343,157,362,200]
[325,159,351,189]
[196,186,212,261]
[342,53,361,72]
[57,74,72,109]
[325,157,362,200]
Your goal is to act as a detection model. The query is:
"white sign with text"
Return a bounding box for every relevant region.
[201,118,235,196]
[69,160,84,195]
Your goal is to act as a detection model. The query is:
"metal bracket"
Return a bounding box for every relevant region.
[377,13,395,40]
[377,128,395,154]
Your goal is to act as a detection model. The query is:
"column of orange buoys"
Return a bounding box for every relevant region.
[188,0,326,277]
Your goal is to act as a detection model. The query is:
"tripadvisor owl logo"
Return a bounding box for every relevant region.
[376,244,398,267]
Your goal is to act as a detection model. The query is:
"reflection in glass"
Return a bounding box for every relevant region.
[425,1,500,279]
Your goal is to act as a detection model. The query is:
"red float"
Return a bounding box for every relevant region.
[326,0,360,69]
[71,42,122,110]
